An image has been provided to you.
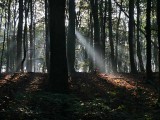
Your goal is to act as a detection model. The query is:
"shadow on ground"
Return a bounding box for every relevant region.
[0,72,159,120]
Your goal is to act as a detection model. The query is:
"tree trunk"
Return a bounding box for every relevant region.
[90,0,101,71]
[157,0,160,104]
[16,0,23,72]
[128,0,137,73]
[100,0,107,72]
[67,0,76,74]
[6,0,11,72]
[21,0,29,72]
[13,0,17,72]
[115,0,122,72]
[136,0,145,72]
[49,0,68,93]
[108,0,116,73]
[89,12,94,72]
[29,0,33,72]
[45,0,49,72]
[0,9,6,73]
[146,0,152,80]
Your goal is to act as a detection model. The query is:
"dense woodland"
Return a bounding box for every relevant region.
[0,0,160,119]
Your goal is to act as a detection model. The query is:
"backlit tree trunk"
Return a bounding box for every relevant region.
[146,0,152,80]
[67,0,76,74]
[108,0,116,73]
[90,0,101,71]
[16,0,23,72]
[157,0,160,104]
[128,0,137,73]
[49,0,68,93]
[136,0,145,72]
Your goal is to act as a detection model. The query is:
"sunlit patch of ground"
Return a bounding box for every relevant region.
[99,73,136,90]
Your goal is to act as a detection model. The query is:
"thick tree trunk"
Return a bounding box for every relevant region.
[146,0,152,80]
[128,0,137,73]
[67,0,76,74]
[108,0,116,73]
[16,0,23,72]
[49,0,68,93]
[157,0,160,104]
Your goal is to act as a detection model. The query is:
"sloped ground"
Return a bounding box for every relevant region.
[0,72,159,120]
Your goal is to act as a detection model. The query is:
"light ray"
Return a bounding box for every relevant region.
[75,30,104,72]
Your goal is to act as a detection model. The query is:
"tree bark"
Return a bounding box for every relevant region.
[49,0,68,93]
[146,0,152,80]
[108,0,116,73]
[136,0,145,72]
[67,0,76,74]
[21,0,29,72]
[157,0,160,104]
[16,0,23,72]
[128,0,137,73]
[45,0,49,72]
[90,0,101,71]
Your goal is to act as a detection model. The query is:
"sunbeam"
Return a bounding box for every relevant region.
[75,30,105,72]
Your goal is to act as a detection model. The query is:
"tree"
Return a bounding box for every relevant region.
[16,0,23,72]
[99,0,107,72]
[45,0,50,72]
[6,0,11,72]
[157,0,160,105]
[136,0,145,72]
[67,0,76,74]
[146,0,152,80]
[48,0,68,93]
[29,0,33,72]
[21,0,29,71]
[108,0,116,72]
[128,0,137,73]
[90,0,101,71]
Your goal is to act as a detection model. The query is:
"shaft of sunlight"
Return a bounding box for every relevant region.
[75,30,104,72]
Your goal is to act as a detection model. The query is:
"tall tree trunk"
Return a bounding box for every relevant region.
[90,0,101,71]
[6,0,11,72]
[16,0,23,72]
[29,0,33,72]
[49,0,68,93]
[67,0,76,74]
[13,0,17,72]
[115,0,122,72]
[0,9,6,73]
[157,0,160,104]
[33,2,36,72]
[45,0,49,72]
[146,0,152,80]
[21,0,29,71]
[100,0,107,72]
[136,0,145,72]
[89,12,94,72]
[128,0,137,73]
[108,0,116,73]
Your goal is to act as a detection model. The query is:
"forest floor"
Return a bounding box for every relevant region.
[0,72,160,120]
